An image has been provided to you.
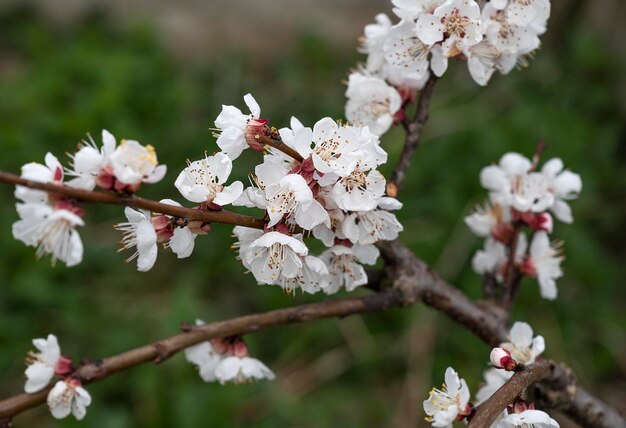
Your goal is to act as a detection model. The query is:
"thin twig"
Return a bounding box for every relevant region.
[0,172,265,229]
[467,360,554,427]
[388,74,438,197]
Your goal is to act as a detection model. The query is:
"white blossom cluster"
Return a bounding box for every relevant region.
[23,334,91,420]
[12,131,168,267]
[22,327,274,420]
[345,0,551,136]
[210,95,403,295]
[184,320,274,384]
[423,322,559,428]
[466,152,582,300]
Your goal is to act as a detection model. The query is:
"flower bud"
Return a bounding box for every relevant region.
[490,347,517,371]
[245,119,270,151]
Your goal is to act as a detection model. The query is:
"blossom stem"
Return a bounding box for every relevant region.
[388,73,438,197]
[0,171,266,229]
[467,360,554,428]
[501,222,524,309]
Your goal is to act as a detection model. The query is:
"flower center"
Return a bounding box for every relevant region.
[442,8,469,39]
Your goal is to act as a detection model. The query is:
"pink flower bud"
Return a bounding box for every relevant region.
[245,119,270,151]
[54,355,73,376]
[490,347,517,371]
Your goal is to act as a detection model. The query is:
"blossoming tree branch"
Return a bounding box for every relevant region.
[0,0,624,427]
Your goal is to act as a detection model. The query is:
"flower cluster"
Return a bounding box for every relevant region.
[467,152,581,300]
[359,0,550,88]
[424,322,558,428]
[345,0,551,136]
[184,320,274,384]
[13,153,85,267]
[23,334,91,420]
[12,131,167,267]
[222,102,402,294]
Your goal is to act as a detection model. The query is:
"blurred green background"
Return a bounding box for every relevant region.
[0,1,624,427]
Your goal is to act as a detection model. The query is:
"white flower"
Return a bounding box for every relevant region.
[232,226,264,270]
[541,158,582,224]
[415,0,483,57]
[109,139,166,186]
[522,231,563,299]
[13,203,85,267]
[465,41,517,86]
[309,118,364,178]
[495,409,559,428]
[66,129,116,190]
[332,169,386,212]
[423,367,471,427]
[391,0,445,20]
[383,21,433,82]
[491,0,551,28]
[47,379,92,420]
[482,3,541,55]
[472,234,527,276]
[500,321,545,365]
[320,244,379,294]
[279,255,329,294]
[15,153,63,204]
[264,174,329,230]
[243,232,309,285]
[214,356,275,385]
[24,334,62,393]
[480,153,554,213]
[342,209,403,245]
[312,209,348,247]
[184,321,223,382]
[464,200,512,239]
[359,13,392,72]
[174,152,243,206]
[114,207,158,272]
[475,368,509,404]
[214,93,262,160]
[159,199,197,258]
[13,154,85,266]
[345,72,402,136]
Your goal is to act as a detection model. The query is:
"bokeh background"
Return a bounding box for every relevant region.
[0,1,624,427]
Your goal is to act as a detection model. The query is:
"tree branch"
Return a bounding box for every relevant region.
[0,238,622,427]
[467,360,554,428]
[387,74,438,197]
[0,290,402,422]
[0,172,265,229]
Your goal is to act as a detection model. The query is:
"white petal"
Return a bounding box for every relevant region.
[213,181,244,206]
[415,14,444,45]
[244,93,261,118]
[169,227,196,258]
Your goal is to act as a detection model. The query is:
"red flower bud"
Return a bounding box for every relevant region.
[490,347,517,371]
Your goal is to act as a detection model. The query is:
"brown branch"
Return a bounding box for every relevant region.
[0,239,622,427]
[261,130,304,163]
[387,74,438,197]
[0,290,402,421]
[377,240,625,428]
[0,172,265,229]
[467,360,554,427]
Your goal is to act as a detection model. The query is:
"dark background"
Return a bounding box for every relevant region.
[0,1,624,426]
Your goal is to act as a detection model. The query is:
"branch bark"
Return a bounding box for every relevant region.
[467,360,554,428]
[388,74,438,196]
[0,172,265,229]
